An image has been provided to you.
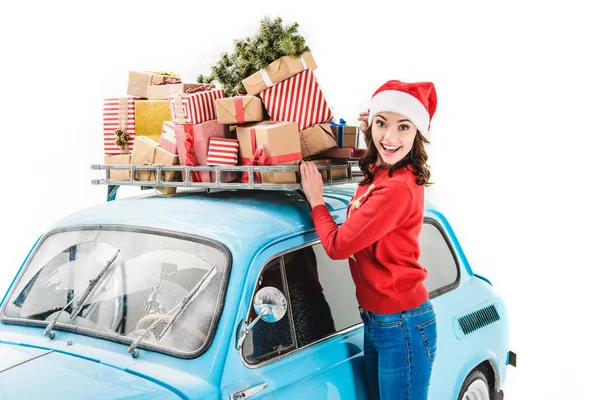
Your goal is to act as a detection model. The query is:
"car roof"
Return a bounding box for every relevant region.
[48,185,439,255]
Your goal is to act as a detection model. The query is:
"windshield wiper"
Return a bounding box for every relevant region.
[43,250,120,339]
[128,266,217,358]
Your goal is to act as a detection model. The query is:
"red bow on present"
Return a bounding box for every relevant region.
[186,84,215,94]
[241,126,302,184]
[241,130,267,183]
[183,125,202,182]
[157,77,182,85]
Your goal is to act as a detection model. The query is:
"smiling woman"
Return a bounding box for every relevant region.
[372,113,417,162]
[299,80,439,400]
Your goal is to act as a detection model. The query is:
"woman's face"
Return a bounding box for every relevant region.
[371,112,418,166]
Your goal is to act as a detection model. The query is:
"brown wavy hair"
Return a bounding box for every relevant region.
[358,125,432,186]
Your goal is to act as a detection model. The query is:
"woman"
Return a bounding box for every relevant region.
[300,80,438,400]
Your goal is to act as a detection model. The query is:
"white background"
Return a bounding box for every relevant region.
[1,1,599,398]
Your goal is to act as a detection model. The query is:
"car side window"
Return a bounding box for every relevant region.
[420,220,460,296]
[243,244,362,364]
[283,244,360,348]
[242,257,295,365]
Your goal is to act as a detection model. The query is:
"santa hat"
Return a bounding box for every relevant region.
[368,80,437,136]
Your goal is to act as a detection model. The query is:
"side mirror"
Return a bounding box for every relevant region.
[236,286,287,350]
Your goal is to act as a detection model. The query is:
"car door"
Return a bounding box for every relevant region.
[219,236,370,400]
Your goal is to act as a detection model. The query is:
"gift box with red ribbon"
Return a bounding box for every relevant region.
[207,138,239,166]
[103,97,141,154]
[169,86,225,125]
[215,95,264,125]
[173,119,237,183]
[259,69,333,132]
[236,121,302,184]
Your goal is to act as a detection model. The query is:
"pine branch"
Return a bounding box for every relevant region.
[196,16,311,97]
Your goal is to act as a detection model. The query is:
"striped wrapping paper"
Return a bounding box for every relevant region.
[207,137,239,166]
[103,97,141,154]
[259,69,333,131]
[169,89,225,125]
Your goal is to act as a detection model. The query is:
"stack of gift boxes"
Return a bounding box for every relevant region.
[102,54,364,194]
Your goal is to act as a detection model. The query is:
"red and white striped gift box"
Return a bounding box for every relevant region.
[206,137,239,166]
[103,97,141,154]
[169,89,225,125]
[259,69,333,131]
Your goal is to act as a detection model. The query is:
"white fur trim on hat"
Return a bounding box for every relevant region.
[368,90,430,134]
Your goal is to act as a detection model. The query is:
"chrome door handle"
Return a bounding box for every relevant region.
[230,382,268,400]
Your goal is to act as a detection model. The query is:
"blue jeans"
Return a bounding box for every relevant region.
[359,299,437,400]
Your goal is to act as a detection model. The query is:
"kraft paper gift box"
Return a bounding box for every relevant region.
[169,88,225,125]
[312,159,349,180]
[127,71,180,98]
[134,100,172,143]
[160,121,178,155]
[147,83,204,100]
[260,69,333,132]
[299,123,338,159]
[330,120,359,148]
[173,120,237,183]
[242,52,317,96]
[215,95,264,125]
[236,121,302,184]
[153,146,181,195]
[131,136,159,181]
[104,154,131,180]
[103,97,141,154]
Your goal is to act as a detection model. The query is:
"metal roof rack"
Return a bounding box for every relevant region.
[91,161,363,201]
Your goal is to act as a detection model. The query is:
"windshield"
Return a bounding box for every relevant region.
[1,227,230,358]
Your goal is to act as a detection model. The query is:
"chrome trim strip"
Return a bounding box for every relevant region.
[0,349,53,373]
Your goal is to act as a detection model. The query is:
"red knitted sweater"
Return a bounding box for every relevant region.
[310,165,429,313]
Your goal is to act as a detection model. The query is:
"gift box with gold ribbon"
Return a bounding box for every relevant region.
[148,83,205,100]
[127,71,181,98]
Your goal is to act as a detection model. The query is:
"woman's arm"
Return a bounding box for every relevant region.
[310,182,414,259]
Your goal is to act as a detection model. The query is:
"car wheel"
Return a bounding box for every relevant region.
[458,369,491,400]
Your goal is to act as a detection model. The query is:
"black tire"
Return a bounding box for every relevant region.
[457,369,491,400]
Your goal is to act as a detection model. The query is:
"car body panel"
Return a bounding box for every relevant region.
[0,341,185,399]
[0,184,512,399]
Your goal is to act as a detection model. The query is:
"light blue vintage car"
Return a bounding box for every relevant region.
[0,183,516,399]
